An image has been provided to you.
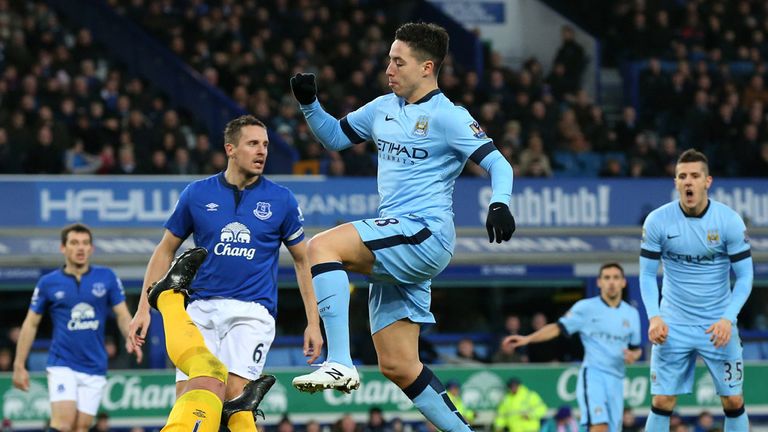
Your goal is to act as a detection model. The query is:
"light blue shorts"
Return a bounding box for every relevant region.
[352,216,451,334]
[650,323,743,396]
[576,367,623,432]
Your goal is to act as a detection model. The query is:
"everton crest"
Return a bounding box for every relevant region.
[253,202,272,220]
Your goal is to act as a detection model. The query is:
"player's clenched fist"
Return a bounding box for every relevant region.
[486,203,515,243]
[290,73,317,105]
[648,316,669,344]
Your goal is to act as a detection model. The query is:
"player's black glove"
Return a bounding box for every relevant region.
[485,203,515,243]
[290,73,317,105]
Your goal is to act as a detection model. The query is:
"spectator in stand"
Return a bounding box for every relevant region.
[363,407,391,432]
[540,406,578,432]
[554,26,587,91]
[622,407,641,432]
[693,411,716,432]
[518,134,552,177]
[526,313,561,362]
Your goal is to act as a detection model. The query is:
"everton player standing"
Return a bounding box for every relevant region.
[13,223,141,432]
[128,115,322,432]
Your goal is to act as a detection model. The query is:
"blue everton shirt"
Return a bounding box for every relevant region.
[559,297,641,377]
[29,266,125,375]
[165,173,305,316]
[640,199,751,325]
[342,89,493,252]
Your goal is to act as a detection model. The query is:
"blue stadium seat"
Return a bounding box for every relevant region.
[574,152,603,177]
[553,151,579,177]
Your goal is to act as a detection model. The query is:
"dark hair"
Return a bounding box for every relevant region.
[598,262,625,278]
[224,115,266,147]
[394,22,449,75]
[676,149,709,169]
[60,223,92,245]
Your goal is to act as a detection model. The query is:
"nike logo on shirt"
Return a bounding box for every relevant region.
[385,115,395,121]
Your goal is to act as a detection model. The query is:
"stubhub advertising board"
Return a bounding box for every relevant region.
[0,176,766,228]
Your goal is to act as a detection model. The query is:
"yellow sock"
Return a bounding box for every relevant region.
[162,389,222,432]
[158,291,227,383]
[227,410,258,432]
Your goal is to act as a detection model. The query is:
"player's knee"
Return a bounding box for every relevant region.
[307,235,336,263]
[651,395,677,411]
[721,395,744,411]
[589,424,609,432]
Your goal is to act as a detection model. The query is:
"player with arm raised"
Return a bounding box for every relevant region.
[290,22,515,432]
[504,263,641,432]
[640,149,752,432]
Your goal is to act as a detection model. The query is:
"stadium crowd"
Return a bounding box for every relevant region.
[2,0,768,178]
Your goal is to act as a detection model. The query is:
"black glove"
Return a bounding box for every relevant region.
[485,203,515,243]
[290,73,317,105]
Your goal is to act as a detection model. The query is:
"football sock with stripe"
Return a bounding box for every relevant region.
[312,262,353,368]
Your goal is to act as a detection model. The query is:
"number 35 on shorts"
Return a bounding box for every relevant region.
[723,360,743,383]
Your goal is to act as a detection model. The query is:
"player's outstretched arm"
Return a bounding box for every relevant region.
[475,149,515,243]
[287,240,323,364]
[503,323,561,350]
[291,73,354,152]
[129,230,184,350]
[12,310,42,391]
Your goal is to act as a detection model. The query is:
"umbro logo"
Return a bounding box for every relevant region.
[385,115,395,121]
[667,234,680,239]
[205,202,219,212]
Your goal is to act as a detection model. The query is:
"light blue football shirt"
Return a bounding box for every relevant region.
[341,89,495,252]
[559,297,641,377]
[640,199,751,325]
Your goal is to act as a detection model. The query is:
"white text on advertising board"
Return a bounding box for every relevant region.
[40,189,180,222]
[481,186,611,226]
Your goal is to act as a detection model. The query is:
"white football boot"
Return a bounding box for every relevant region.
[292,362,361,394]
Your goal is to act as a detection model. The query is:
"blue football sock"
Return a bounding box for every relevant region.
[724,405,748,432]
[312,262,353,368]
[645,406,672,432]
[403,366,471,432]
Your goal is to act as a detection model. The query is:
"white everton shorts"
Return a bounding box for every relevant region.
[46,366,107,416]
[176,298,276,382]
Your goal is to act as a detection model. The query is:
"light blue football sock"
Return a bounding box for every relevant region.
[645,407,671,432]
[403,366,471,432]
[724,405,749,432]
[312,262,353,368]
